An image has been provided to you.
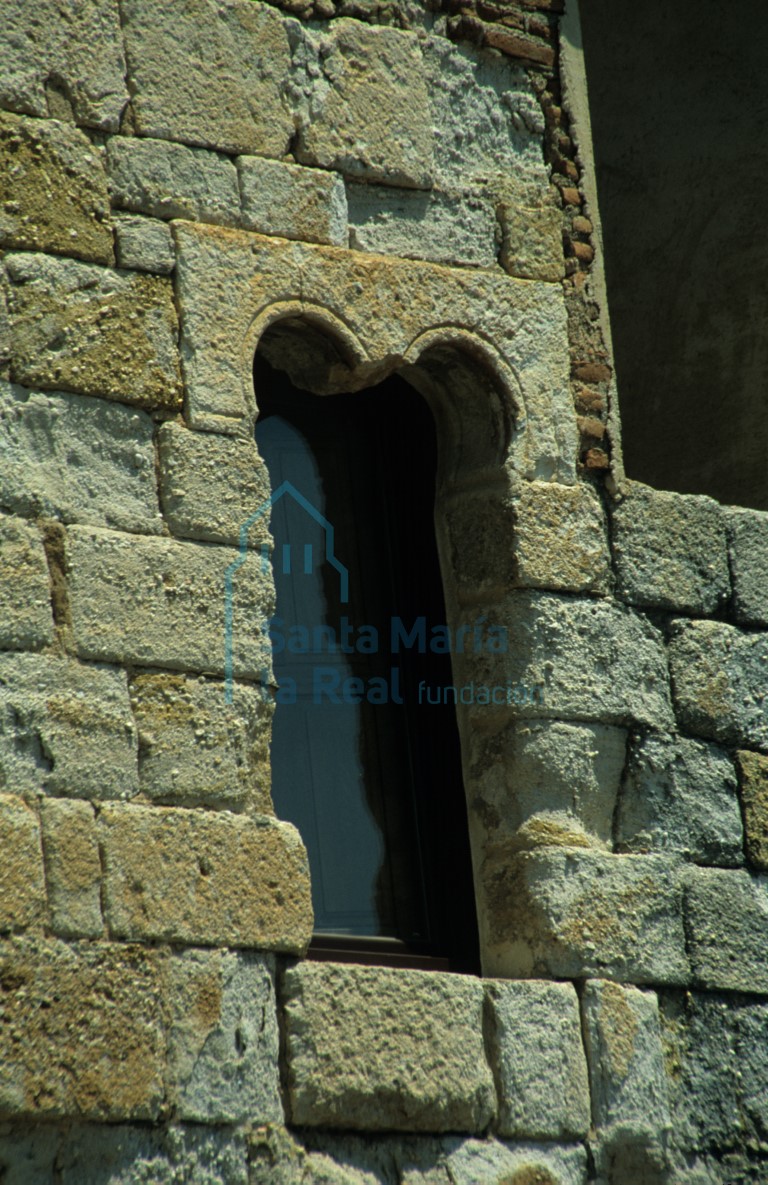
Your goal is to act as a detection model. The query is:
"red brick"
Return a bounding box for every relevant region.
[572,215,593,235]
[573,385,605,415]
[483,24,556,67]
[573,361,612,383]
[571,241,595,264]
[577,415,606,440]
[560,186,581,206]
[583,447,610,470]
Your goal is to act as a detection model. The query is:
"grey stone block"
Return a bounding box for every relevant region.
[484,848,689,985]
[0,514,54,651]
[486,980,590,1139]
[610,483,729,614]
[238,156,347,246]
[0,794,46,933]
[736,749,768,871]
[106,135,241,225]
[347,183,496,267]
[158,421,272,547]
[0,382,162,534]
[296,22,433,189]
[0,1123,60,1183]
[121,0,294,156]
[727,506,768,627]
[0,0,128,130]
[499,200,565,282]
[114,213,175,274]
[509,480,611,593]
[0,112,113,264]
[0,652,138,802]
[439,1139,588,1185]
[684,865,768,993]
[56,1123,249,1185]
[130,671,273,813]
[5,252,183,413]
[39,798,102,939]
[281,962,496,1132]
[0,267,10,372]
[67,525,274,680]
[169,949,282,1123]
[669,619,768,751]
[616,733,743,866]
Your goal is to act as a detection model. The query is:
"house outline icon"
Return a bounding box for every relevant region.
[224,480,350,703]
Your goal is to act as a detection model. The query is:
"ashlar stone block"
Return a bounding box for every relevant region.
[0,112,113,263]
[0,794,46,933]
[0,514,54,651]
[736,749,768,871]
[239,156,348,247]
[346,182,496,267]
[281,962,496,1132]
[114,214,175,275]
[106,135,241,226]
[684,866,768,993]
[727,506,768,627]
[40,798,102,939]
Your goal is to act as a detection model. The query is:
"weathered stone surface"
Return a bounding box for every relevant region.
[512,480,610,593]
[282,963,495,1132]
[5,252,183,412]
[461,591,674,731]
[0,0,128,130]
[0,382,161,534]
[616,733,743,866]
[100,803,312,951]
[611,483,729,614]
[130,671,273,812]
[669,619,768,751]
[499,201,565,282]
[106,136,240,226]
[486,979,590,1139]
[0,652,138,802]
[727,507,768,627]
[40,798,102,938]
[736,749,768,871]
[0,795,46,933]
[296,22,433,188]
[239,157,347,247]
[55,1124,250,1185]
[684,866,768,993]
[0,267,10,372]
[114,213,175,275]
[467,719,626,849]
[438,1139,588,1185]
[0,514,53,651]
[67,525,274,679]
[158,421,272,546]
[347,183,496,267]
[483,848,689,984]
[0,112,113,263]
[169,949,281,1123]
[121,0,293,156]
[0,936,166,1119]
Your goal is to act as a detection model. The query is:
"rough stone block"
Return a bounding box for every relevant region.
[512,480,610,592]
[483,848,689,984]
[736,749,768,871]
[168,949,282,1124]
[53,1123,250,1185]
[462,591,674,731]
[0,794,46,933]
[106,135,241,226]
[467,718,626,849]
[0,382,161,534]
[437,1139,588,1185]
[0,652,138,802]
[296,22,433,189]
[610,483,729,614]
[0,514,53,651]
[669,619,768,751]
[486,979,590,1139]
[346,183,496,267]
[0,936,166,1119]
[130,671,273,812]
[0,112,113,263]
[5,252,183,412]
[121,0,294,156]
[499,201,565,282]
[100,803,312,951]
[0,268,10,372]
[616,733,743,866]
[282,962,495,1132]
[67,525,274,680]
[40,798,102,938]
[238,156,347,247]
[727,506,768,627]
[0,0,128,130]
[158,421,272,546]
[114,213,175,275]
[684,866,768,993]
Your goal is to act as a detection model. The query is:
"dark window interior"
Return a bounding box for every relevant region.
[254,354,480,972]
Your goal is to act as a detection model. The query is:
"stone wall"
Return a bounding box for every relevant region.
[1,2,767,1183]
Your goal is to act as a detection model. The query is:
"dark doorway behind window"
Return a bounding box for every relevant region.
[254,353,479,973]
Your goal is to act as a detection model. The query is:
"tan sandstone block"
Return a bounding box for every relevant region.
[0,936,165,1119]
[0,515,54,651]
[737,750,768,871]
[40,799,102,938]
[0,112,113,264]
[100,803,312,951]
[282,962,496,1132]
[5,253,182,412]
[0,795,46,933]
